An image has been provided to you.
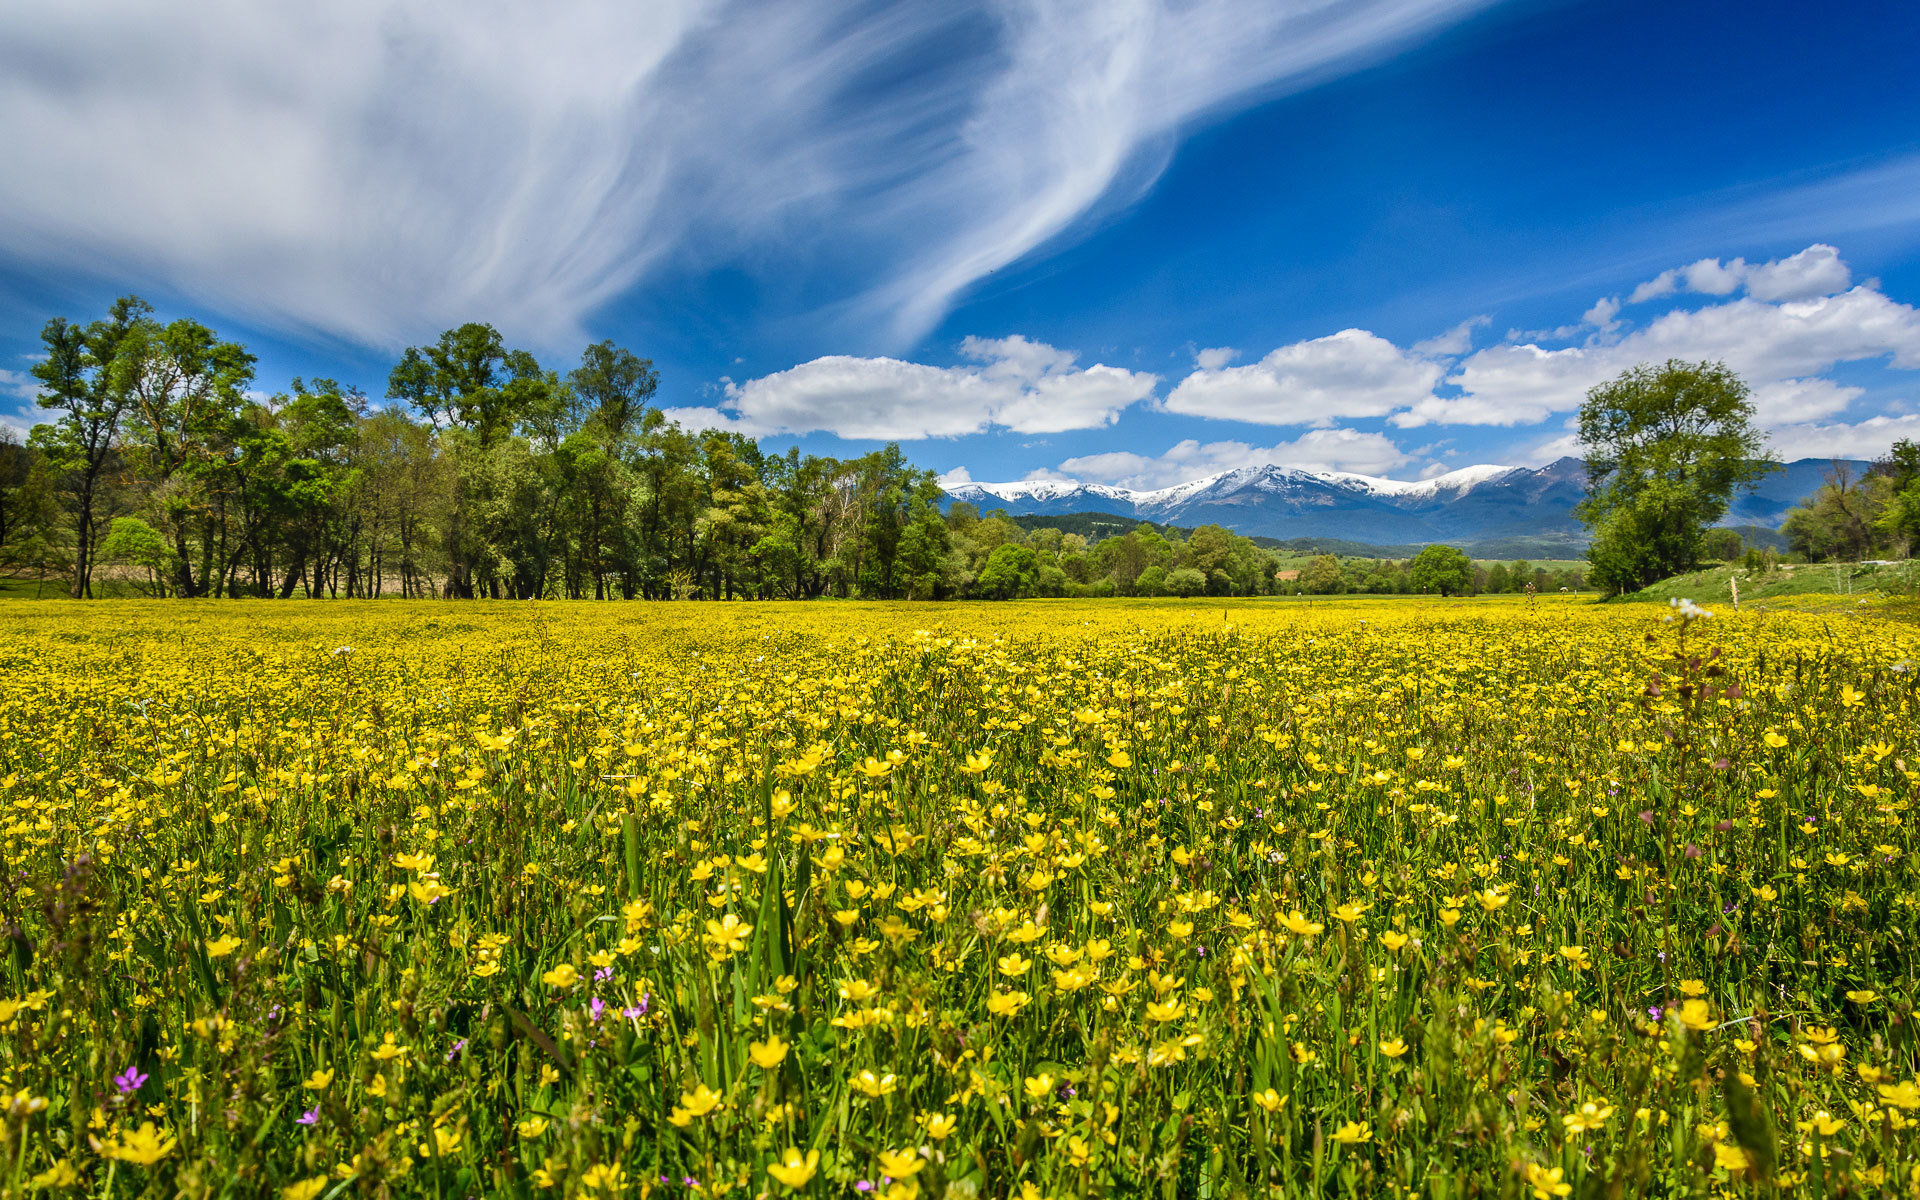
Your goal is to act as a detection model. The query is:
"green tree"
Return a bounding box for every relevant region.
[975,543,1037,599]
[1872,439,1920,554]
[29,298,147,597]
[1408,544,1472,596]
[1576,359,1774,594]
[116,312,258,596]
[1298,554,1345,594]
[1782,462,1892,562]
[1698,527,1744,562]
[1165,566,1208,597]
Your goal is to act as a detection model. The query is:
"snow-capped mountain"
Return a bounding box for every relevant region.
[942,457,1855,545]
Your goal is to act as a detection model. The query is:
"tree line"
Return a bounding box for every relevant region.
[1781,443,1920,563]
[0,296,1335,601]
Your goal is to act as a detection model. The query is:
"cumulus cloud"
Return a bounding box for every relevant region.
[1395,276,1920,428]
[1626,244,1850,307]
[1194,346,1238,370]
[1766,414,1920,460]
[664,336,1156,439]
[0,0,1489,349]
[1164,329,1443,425]
[1145,244,1913,454]
[1057,427,1410,489]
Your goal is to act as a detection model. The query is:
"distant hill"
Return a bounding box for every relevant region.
[945,457,1860,548]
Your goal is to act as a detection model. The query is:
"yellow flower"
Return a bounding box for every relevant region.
[768,1148,820,1188]
[1332,901,1369,923]
[303,1068,334,1091]
[997,952,1032,976]
[108,1121,177,1166]
[1251,1088,1287,1113]
[518,1116,550,1138]
[1675,999,1714,1031]
[1279,912,1323,937]
[1523,1164,1571,1199]
[1678,979,1706,996]
[1713,1142,1750,1172]
[1145,999,1186,1023]
[1762,730,1788,748]
[1806,1111,1845,1136]
[877,1148,926,1179]
[541,963,580,989]
[1846,989,1880,1004]
[580,1162,625,1192]
[1378,1038,1408,1058]
[985,990,1030,1017]
[922,1111,957,1139]
[1379,930,1409,951]
[750,1036,790,1069]
[205,936,243,959]
[1106,750,1132,769]
[1562,1100,1614,1134]
[678,1083,724,1118]
[1329,1120,1371,1145]
[704,913,754,954]
[31,1160,79,1190]
[1475,889,1508,912]
[370,1032,408,1062]
[1877,1080,1920,1110]
[852,1070,899,1097]
[282,1179,330,1200]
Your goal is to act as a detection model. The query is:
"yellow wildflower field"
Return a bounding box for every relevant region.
[0,597,1915,1197]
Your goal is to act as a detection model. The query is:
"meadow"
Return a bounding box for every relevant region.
[0,596,1914,1198]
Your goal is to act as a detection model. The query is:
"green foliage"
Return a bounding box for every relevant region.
[1408,543,1472,595]
[1297,554,1344,594]
[1577,359,1775,593]
[1781,462,1899,563]
[1164,565,1207,596]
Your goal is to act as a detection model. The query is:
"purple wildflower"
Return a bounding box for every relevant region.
[590,997,607,1023]
[298,1107,320,1126]
[113,1067,148,1095]
[594,966,615,983]
[446,1038,467,1062]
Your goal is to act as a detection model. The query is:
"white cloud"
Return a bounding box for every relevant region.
[1411,315,1488,357]
[1745,243,1851,302]
[0,0,1489,349]
[1581,296,1620,329]
[0,368,40,402]
[1058,427,1410,489]
[1766,414,1920,461]
[1164,328,1442,425]
[667,336,1157,440]
[1626,244,1851,307]
[1398,277,1920,428]
[935,465,974,488]
[1194,346,1238,370]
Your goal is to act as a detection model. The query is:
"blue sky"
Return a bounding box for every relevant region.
[3,0,1918,486]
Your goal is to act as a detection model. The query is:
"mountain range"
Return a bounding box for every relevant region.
[942,457,1858,548]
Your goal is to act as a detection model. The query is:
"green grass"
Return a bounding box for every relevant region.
[1619,560,1919,607]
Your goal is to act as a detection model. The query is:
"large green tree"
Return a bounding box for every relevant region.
[1408,544,1472,596]
[28,298,146,596]
[1576,359,1774,595]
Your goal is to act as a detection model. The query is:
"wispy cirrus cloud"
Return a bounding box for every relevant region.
[0,0,1490,351]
